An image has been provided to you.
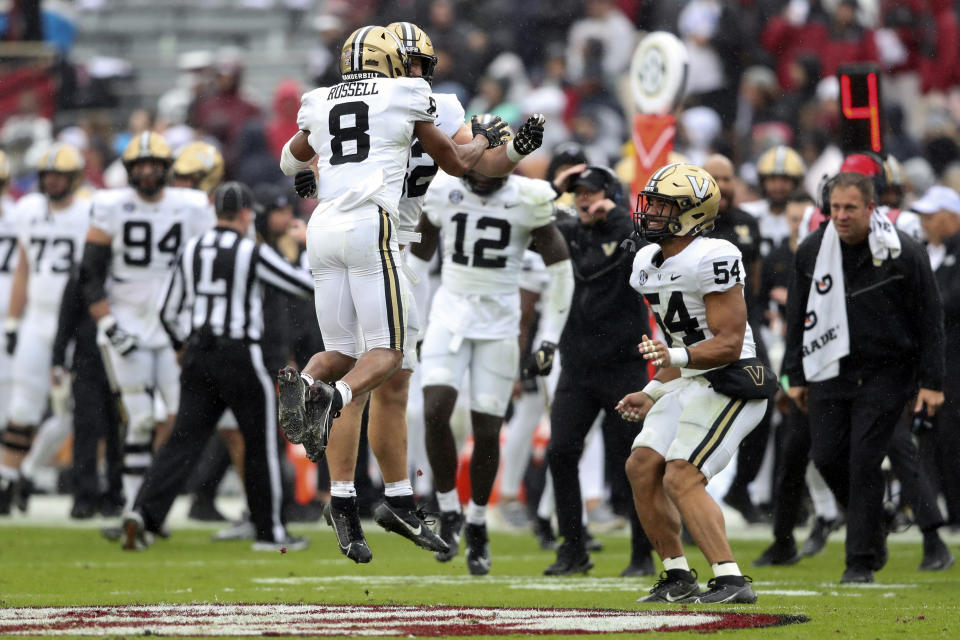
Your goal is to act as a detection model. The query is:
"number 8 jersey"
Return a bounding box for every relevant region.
[630,236,756,376]
[297,76,436,222]
[90,186,214,348]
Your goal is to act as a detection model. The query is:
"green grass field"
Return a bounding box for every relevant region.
[1,516,959,639]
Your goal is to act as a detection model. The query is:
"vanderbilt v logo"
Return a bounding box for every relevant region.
[602,241,618,256]
[687,175,710,199]
[744,365,765,386]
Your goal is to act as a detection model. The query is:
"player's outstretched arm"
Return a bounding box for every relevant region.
[415,118,490,177]
[455,114,547,178]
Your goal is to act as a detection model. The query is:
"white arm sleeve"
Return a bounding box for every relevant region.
[280,137,314,176]
[539,259,574,344]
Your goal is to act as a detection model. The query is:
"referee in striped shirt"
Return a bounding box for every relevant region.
[121,182,314,551]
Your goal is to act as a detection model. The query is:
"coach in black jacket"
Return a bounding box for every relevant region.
[542,165,653,577]
[783,173,945,583]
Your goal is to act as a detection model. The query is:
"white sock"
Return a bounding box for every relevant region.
[334,380,353,407]
[466,500,487,526]
[712,561,742,578]
[300,373,315,387]
[22,414,72,479]
[122,474,143,512]
[537,474,554,520]
[806,462,839,521]
[663,556,690,573]
[384,479,413,497]
[0,465,18,482]
[437,489,461,513]
[330,480,356,498]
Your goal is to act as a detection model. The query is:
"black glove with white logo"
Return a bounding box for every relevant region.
[99,315,138,357]
[522,341,557,378]
[471,115,509,148]
[512,114,546,156]
[3,317,18,356]
[294,169,317,199]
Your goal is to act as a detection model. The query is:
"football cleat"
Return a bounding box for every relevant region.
[800,517,839,557]
[121,512,154,551]
[211,517,256,542]
[303,380,338,460]
[753,539,801,567]
[0,477,12,515]
[840,566,874,583]
[13,473,33,513]
[919,536,955,571]
[684,576,757,604]
[324,500,372,564]
[373,501,449,553]
[638,569,701,603]
[251,535,309,552]
[435,510,465,562]
[277,366,309,445]
[544,541,593,576]
[464,523,491,576]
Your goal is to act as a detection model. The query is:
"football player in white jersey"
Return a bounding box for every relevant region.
[288,21,549,559]
[79,131,215,516]
[412,145,574,575]
[0,144,91,513]
[741,145,806,258]
[276,25,509,564]
[617,163,774,604]
[0,150,18,434]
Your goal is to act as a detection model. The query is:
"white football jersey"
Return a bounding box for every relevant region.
[630,236,756,376]
[91,186,214,348]
[397,92,465,241]
[13,193,91,314]
[424,172,555,338]
[297,77,436,222]
[0,195,18,320]
[741,198,788,257]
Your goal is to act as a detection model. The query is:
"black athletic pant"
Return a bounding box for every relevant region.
[770,403,811,543]
[808,375,910,571]
[548,360,653,561]
[72,364,121,508]
[888,410,945,532]
[135,338,286,542]
[920,389,960,524]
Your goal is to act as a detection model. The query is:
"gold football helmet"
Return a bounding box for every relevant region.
[172,141,224,195]
[637,163,720,240]
[122,131,173,196]
[756,145,806,180]
[0,149,10,193]
[340,26,408,81]
[883,153,904,189]
[37,143,85,200]
[386,22,438,83]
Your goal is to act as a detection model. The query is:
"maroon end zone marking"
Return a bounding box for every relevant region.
[0,604,808,636]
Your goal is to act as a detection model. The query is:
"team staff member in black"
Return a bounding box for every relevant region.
[783,172,945,583]
[541,164,654,577]
[121,182,315,551]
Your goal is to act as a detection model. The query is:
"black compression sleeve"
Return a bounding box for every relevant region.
[79,242,112,307]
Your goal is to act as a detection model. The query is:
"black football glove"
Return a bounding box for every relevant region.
[294,169,317,199]
[471,115,509,148]
[512,114,546,156]
[100,316,138,357]
[3,318,17,356]
[522,341,557,378]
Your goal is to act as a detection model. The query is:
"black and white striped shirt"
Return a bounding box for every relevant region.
[159,227,313,348]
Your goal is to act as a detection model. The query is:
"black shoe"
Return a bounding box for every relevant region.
[584,531,603,552]
[919,536,955,571]
[532,516,558,551]
[464,523,491,576]
[684,576,757,604]
[723,489,766,524]
[620,555,655,577]
[13,474,32,513]
[70,500,98,519]
[638,569,701,603]
[303,380,338,461]
[839,566,874,583]
[323,500,372,564]
[374,501,449,553]
[800,517,838,557]
[435,510,465,562]
[277,366,309,445]
[753,539,801,567]
[121,512,154,551]
[187,498,227,522]
[0,478,13,515]
[544,541,593,576]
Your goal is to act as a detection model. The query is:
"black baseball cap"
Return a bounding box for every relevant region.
[254,183,296,213]
[569,167,609,193]
[214,181,255,216]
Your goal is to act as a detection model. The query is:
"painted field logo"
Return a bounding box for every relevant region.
[0,604,807,636]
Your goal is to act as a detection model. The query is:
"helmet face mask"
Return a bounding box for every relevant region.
[756,145,805,205]
[340,26,409,81]
[635,163,720,241]
[462,170,506,196]
[387,22,437,84]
